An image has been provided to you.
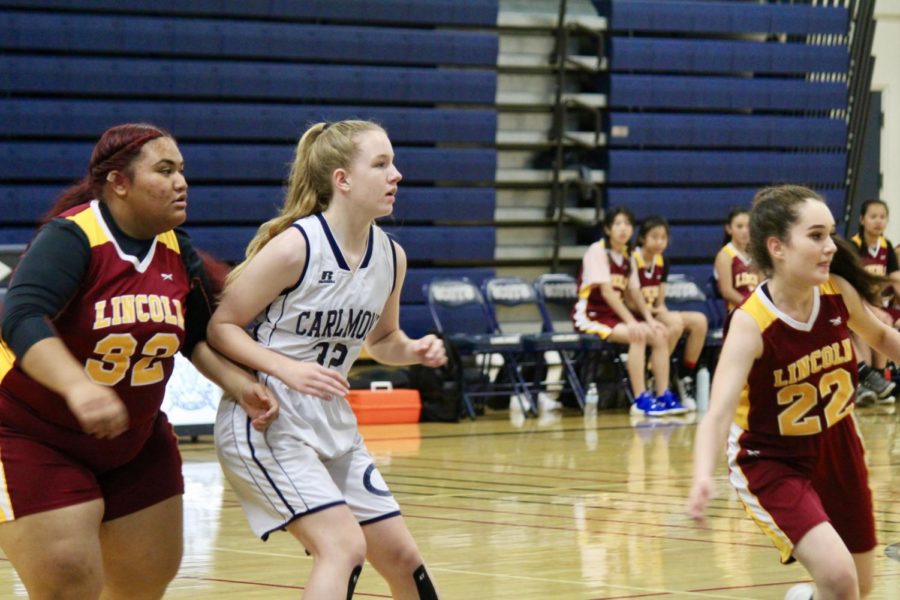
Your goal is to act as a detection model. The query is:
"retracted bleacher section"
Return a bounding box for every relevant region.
[0,1,501,337]
[590,0,850,277]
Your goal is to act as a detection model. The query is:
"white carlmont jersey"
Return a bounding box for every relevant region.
[253,212,396,457]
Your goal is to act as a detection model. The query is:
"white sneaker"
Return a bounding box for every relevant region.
[784,583,814,600]
[537,392,562,413]
[875,394,896,405]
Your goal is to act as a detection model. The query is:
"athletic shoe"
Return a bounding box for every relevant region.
[657,389,688,415]
[862,368,896,398]
[630,391,667,417]
[783,583,814,600]
[855,385,877,407]
[676,376,697,412]
[874,394,896,405]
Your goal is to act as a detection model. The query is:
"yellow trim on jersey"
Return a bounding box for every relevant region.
[736,292,778,333]
[157,230,181,254]
[0,337,16,383]
[0,446,15,522]
[633,250,664,271]
[734,388,751,431]
[820,277,841,297]
[722,243,737,259]
[850,233,887,250]
[66,206,110,248]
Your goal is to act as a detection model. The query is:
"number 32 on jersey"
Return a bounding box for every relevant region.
[85,332,180,387]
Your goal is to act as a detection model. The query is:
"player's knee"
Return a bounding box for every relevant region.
[816,562,858,597]
[40,554,104,598]
[375,538,423,574]
[312,528,367,569]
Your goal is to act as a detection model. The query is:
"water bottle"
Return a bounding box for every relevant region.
[585,382,599,407]
[696,367,710,412]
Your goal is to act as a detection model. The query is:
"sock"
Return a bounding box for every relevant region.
[858,361,872,379]
[413,564,438,600]
[681,359,698,378]
[346,565,362,599]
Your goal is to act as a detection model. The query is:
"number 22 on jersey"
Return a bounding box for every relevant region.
[776,368,854,435]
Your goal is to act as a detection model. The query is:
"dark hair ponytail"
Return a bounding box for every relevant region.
[829,235,886,305]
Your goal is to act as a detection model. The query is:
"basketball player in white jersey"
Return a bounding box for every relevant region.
[208,120,446,599]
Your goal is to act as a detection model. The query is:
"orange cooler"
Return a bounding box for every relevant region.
[348,382,421,425]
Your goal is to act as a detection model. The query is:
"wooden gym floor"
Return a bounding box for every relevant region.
[1,406,898,599]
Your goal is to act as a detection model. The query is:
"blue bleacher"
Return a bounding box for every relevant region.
[609,75,847,111]
[608,113,846,149]
[185,226,495,264]
[1,12,499,67]
[0,99,498,145]
[607,150,846,185]
[399,305,435,339]
[0,0,500,27]
[1,56,497,105]
[611,38,848,75]
[600,1,848,35]
[0,143,498,185]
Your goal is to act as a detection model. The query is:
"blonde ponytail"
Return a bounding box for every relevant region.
[225,120,384,288]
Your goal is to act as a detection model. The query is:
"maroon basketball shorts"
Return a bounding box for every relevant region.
[726,415,876,563]
[0,412,183,522]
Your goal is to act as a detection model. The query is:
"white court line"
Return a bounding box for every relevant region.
[205,545,759,599]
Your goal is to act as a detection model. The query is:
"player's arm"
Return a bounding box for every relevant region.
[206,227,349,399]
[714,250,743,307]
[176,233,277,429]
[1,221,127,438]
[838,275,900,361]
[687,309,761,520]
[365,242,445,368]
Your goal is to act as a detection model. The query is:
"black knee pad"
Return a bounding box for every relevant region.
[346,564,362,599]
[413,564,438,600]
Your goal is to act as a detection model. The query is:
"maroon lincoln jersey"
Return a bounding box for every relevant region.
[732,278,857,455]
[0,201,188,434]
[720,242,758,311]
[633,248,668,307]
[573,239,632,325]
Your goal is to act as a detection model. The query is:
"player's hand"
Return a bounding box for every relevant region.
[64,380,129,439]
[686,476,716,524]
[276,358,350,400]
[626,321,649,344]
[237,381,279,431]
[647,317,668,337]
[412,335,447,368]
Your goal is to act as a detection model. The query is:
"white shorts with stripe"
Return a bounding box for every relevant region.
[215,398,400,540]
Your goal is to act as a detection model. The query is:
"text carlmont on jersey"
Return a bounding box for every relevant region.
[294,307,381,340]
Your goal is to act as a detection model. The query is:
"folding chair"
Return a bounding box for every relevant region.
[425,277,535,419]
[533,273,634,407]
[482,276,587,410]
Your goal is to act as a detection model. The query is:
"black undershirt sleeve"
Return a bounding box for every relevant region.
[886,238,899,274]
[176,229,216,360]
[0,220,91,358]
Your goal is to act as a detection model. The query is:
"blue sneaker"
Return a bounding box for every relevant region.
[657,389,687,415]
[630,391,668,417]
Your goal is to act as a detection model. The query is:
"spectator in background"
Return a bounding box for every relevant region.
[631,216,709,411]
[849,199,899,405]
[714,207,759,313]
[573,207,685,417]
[0,123,276,599]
